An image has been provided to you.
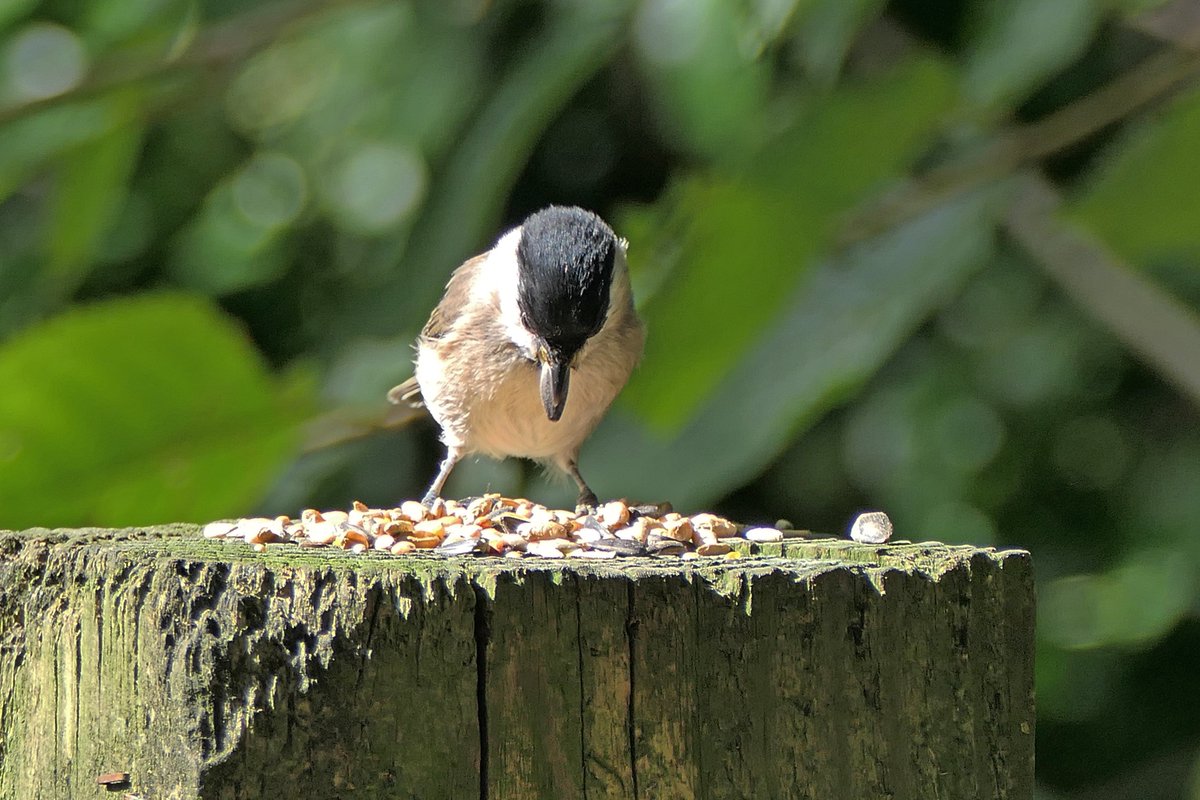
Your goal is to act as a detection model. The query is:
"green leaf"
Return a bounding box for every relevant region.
[82,0,189,49]
[1070,87,1200,265]
[964,0,1100,111]
[793,0,887,86]
[45,98,144,293]
[619,55,957,431]
[0,100,126,202]
[536,186,1005,511]
[632,0,771,159]
[0,0,36,29]
[1111,0,1176,12]
[0,294,313,528]
[168,177,290,295]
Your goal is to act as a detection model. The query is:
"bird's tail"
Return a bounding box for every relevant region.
[387,377,424,408]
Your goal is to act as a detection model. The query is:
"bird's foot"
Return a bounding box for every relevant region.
[575,490,599,516]
[421,491,446,515]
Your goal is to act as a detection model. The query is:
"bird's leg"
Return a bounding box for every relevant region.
[422,446,462,507]
[565,458,599,514]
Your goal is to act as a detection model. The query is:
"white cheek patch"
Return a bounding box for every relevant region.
[478,226,537,356]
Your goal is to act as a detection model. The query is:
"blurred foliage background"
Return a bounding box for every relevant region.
[0,0,1198,795]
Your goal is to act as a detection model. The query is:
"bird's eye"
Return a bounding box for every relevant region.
[536,345,549,364]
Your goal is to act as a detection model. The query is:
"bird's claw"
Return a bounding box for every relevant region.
[575,491,599,516]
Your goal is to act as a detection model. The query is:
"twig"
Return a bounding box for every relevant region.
[839,43,1200,244]
[1006,172,1200,408]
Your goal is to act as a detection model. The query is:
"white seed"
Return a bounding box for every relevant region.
[203,521,237,539]
[576,549,618,559]
[400,501,428,523]
[628,517,663,543]
[613,525,642,541]
[499,532,528,551]
[575,527,604,543]
[446,523,483,541]
[850,511,893,544]
[743,527,783,543]
[323,510,349,526]
[526,541,566,558]
[237,518,274,544]
[305,521,339,545]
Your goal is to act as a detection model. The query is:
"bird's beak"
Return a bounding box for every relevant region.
[539,356,570,422]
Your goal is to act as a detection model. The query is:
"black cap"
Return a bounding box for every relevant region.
[516,206,616,359]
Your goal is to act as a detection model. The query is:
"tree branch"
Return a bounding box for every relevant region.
[1006,172,1200,408]
[839,36,1200,244]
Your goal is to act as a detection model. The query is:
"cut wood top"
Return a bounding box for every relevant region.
[0,522,1029,589]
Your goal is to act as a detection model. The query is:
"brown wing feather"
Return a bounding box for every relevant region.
[420,253,488,341]
[388,252,490,407]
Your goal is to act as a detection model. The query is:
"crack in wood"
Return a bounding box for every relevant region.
[624,580,639,800]
[473,583,491,800]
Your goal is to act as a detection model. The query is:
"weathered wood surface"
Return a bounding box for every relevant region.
[0,525,1035,799]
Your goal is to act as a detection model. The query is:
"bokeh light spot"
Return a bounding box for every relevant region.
[842,388,918,493]
[233,152,308,230]
[1040,549,1194,650]
[634,0,709,66]
[938,257,1044,349]
[5,23,87,101]
[920,500,996,545]
[226,38,336,134]
[327,143,426,234]
[932,395,1006,475]
[980,323,1075,407]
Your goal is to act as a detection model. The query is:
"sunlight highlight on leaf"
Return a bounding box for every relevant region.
[0,294,312,528]
[619,55,957,432]
[1070,86,1200,265]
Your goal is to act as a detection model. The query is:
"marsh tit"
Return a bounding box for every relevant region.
[389,205,645,511]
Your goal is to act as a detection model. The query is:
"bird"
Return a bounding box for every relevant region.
[389,205,645,512]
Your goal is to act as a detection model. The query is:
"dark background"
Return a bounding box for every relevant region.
[1,0,1199,796]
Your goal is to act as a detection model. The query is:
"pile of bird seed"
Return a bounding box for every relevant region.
[201,496,806,559]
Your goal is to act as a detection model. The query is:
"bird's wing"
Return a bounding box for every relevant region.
[388,252,491,407]
[420,253,489,341]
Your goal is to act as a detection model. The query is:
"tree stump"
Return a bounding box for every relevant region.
[0,526,1034,799]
